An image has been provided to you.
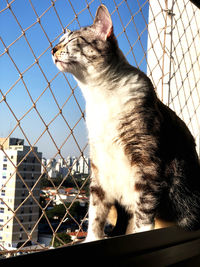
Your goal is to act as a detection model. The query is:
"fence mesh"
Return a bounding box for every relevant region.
[0,0,200,258]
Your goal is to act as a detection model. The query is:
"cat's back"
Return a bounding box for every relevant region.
[157,100,198,157]
[156,100,200,192]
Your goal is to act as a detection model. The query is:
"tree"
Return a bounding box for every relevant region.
[67,202,88,222]
[45,202,88,223]
[51,232,71,247]
[46,204,66,221]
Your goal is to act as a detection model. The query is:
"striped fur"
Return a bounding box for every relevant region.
[52,5,200,242]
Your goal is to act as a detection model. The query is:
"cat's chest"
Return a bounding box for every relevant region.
[92,138,136,204]
[86,96,120,144]
[85,95,136,203]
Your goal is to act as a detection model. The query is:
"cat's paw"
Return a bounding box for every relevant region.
[82,235,104,243]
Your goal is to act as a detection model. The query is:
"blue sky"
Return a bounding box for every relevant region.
[0,0,149,159]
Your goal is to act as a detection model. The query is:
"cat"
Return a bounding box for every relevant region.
[52,4,200,242]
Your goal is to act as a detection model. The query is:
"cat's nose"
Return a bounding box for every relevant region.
[51,47,57,55]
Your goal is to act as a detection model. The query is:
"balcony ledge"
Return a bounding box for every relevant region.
[1,226,200,266]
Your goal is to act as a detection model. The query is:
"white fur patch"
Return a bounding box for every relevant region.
[78,78,143,207]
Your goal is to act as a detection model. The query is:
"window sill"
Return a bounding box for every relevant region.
[1,226,200,266]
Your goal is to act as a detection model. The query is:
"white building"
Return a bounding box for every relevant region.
[45,158,58,179]
[43,156,90,178]
[79,157,90,175]
[0,137,42,250]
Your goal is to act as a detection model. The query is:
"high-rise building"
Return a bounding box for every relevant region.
[0,138,42,250]
[79,157,90,175]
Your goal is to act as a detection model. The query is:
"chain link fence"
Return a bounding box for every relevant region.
[0,0,199,258]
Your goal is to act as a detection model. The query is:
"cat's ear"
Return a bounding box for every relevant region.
[93,5,113,41]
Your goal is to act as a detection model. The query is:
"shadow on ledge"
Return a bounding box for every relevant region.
[2,226,200,266]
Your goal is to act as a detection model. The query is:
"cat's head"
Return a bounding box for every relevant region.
[52,5,120,83]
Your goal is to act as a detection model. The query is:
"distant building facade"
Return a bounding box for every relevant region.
[0,138,42,250]
[43,156,90,179]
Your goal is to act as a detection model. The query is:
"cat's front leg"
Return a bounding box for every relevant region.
[85,184,111,242]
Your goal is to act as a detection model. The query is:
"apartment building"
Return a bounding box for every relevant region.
[0,138,42,250]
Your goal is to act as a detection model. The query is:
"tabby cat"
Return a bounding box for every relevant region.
[52,5,200,242]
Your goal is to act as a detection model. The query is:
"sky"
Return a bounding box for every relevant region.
[0,0,149,159]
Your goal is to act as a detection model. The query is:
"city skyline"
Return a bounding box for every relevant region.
[0,137,90,251]
[42,155,91,179]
